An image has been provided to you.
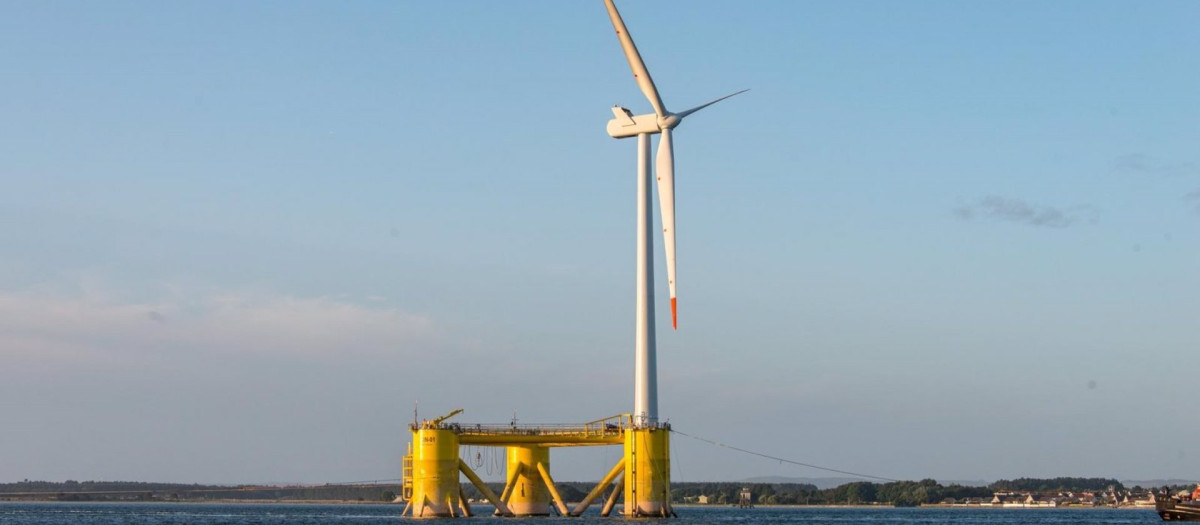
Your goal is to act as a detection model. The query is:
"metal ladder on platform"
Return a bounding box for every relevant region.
[401,444,414,501]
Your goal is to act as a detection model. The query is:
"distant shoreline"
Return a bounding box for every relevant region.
[682,504,1151,510]
[0,499,396,505]
[1,500,1156,510]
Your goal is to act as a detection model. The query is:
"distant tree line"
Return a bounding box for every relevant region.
[0,480,400,503]
[990,477,1124,493]
[0,476,1159,506]
[668,477,1131,507]
[668,479,992,507]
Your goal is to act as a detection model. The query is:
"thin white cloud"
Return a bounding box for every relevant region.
[953,195,1096,229]
[1186,189,1200,215]
[0,288,435,363]
[1113,153,1199,178]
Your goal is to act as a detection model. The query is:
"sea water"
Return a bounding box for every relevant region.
[0,503,1163,525]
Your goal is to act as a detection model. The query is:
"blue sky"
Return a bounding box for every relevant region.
[1,0,1198,485]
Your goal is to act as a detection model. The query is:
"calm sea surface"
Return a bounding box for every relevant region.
[0,503,1163,525]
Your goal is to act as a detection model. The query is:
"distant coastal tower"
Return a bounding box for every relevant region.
[738,487,754,508]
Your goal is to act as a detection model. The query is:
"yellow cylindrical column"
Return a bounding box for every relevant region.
[411,428,461,518]
[624,428,672,517]
[506,446,551,516]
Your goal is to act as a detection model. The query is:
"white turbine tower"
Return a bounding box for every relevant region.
[602,0,746,427]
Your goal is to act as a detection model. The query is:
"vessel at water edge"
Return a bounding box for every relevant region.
[1157,490,1200,521]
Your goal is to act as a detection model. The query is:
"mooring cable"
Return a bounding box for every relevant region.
[674,438,684,481]
[670,428,898,483]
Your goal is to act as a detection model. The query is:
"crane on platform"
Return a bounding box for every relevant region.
[422,409,463,429]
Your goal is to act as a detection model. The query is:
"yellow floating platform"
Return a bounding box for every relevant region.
[400,412,673,518]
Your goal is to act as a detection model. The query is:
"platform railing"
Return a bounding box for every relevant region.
[420,414,633,438]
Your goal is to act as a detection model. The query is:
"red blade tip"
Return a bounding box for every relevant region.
[670,297,677,330]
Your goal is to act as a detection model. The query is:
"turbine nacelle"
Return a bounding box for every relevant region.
[607,107,664,138]
[606,89,747,140]
[608,108,729,141]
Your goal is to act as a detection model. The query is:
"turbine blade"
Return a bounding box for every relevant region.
[655,127,678,330]
[673,89,749,120]
[602,0,667,118]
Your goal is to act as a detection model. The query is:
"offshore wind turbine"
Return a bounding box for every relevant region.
[397,4,747,518]
[602,0,746,428]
